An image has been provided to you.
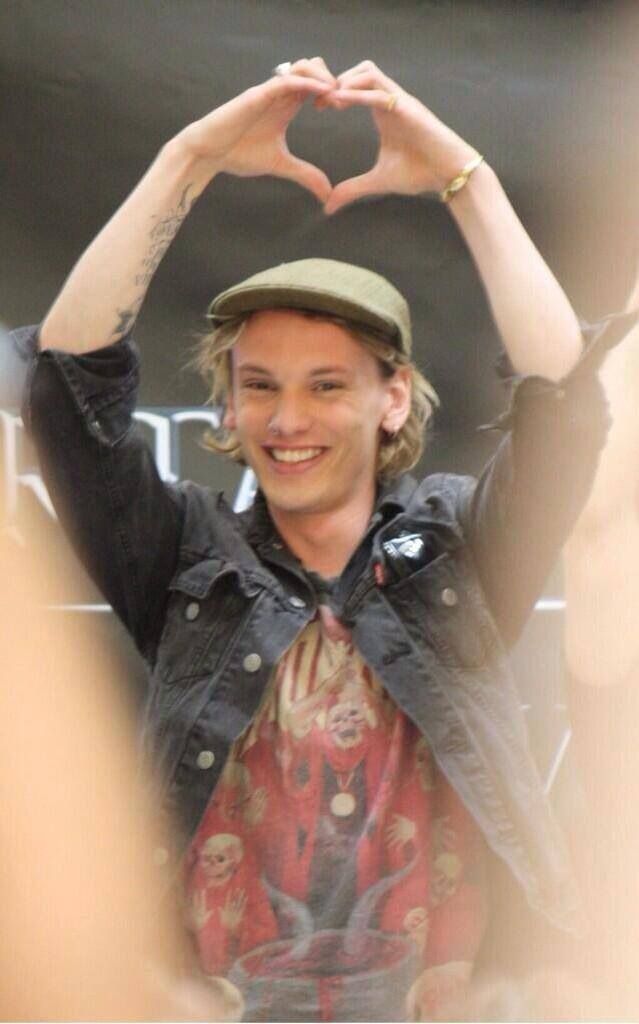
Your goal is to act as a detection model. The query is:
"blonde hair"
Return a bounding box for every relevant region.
[192,311,439,481]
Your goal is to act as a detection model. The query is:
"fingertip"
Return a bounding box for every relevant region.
[323,195,343,216]
[308,173,333,205]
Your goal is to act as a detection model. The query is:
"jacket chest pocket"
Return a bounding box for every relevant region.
[387,550,499,670]
[155,560,261,685]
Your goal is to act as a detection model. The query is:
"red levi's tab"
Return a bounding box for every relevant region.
[374,562,386,587]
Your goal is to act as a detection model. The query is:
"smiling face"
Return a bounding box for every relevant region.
[225,310,410,522]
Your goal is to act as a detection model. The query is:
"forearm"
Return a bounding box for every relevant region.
[39,67,336,356]
[469,358,609,646]
[40,131,218,354]
[449,162,582,381]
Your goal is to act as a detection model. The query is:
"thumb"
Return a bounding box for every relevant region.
[324,169,385,215]
[277,154,332,204]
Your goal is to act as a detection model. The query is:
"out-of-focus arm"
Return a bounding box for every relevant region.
[464,314,638,646]
[564,317,639,688]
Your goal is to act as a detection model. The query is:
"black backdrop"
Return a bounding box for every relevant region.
[2,2,639,771]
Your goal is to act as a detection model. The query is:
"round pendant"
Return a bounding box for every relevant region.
[331,792,356,817]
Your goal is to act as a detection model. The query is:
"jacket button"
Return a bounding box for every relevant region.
[289,595,306,609]
[196,749,215,770]
[243,653,262,673]
[185,601,200,621]
[441,587,458,607]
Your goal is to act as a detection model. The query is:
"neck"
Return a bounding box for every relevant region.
[268,491,376,578]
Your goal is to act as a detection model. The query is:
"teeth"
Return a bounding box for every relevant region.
[270,448,323,463]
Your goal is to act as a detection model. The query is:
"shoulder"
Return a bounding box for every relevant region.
[170,480,249,558]
[410,472,477,522]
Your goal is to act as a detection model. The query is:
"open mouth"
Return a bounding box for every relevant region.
[340,727,358,741]
[264,447,327,471]
[269,447,324,463]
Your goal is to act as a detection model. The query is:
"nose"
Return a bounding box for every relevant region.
[267,390,313,437]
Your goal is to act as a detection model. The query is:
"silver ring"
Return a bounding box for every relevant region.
[273,61,293,77]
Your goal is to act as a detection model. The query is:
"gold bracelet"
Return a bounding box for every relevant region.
[440,153,484,203]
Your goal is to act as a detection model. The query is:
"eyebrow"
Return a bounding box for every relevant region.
[236,364,273,375]
[236,364,351,377]
[309,366,350,376]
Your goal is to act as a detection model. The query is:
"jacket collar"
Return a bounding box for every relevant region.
[244,473,418,550]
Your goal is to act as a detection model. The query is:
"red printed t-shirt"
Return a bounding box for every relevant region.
[184,602,488,1020]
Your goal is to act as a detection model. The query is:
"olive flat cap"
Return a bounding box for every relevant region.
[207,258,412,355]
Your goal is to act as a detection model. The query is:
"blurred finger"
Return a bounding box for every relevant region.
[337,58,378,80]
[327,87,401,113]
[324,169,385,215]
[287,57,336,87]
[335,70,379,91]
[308,56,337,85]
[268,74,333,101]
[337,60,397,92]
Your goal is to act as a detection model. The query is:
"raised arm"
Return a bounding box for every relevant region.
[29,65,339,654]
[40,62,335,354]
[323,61,582,380]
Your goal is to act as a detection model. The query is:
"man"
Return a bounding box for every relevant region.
[18,59,611,1020]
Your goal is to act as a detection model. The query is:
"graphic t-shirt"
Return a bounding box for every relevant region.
[184,602,488,1022]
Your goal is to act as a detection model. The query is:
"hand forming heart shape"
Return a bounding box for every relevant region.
[289,58,477,215]
[189,59,478,215]
[271,58,478,215]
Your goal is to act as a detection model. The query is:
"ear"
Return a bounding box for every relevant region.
[381,366,411,434]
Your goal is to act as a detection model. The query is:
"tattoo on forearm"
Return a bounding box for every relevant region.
[110,184,196,341]
[134,184,195,289]
[111,301,143,340]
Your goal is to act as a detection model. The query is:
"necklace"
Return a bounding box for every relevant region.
[330,768,357,817]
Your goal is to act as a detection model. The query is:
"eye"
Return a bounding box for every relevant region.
[241,379,275,392]
[312,380,343,393]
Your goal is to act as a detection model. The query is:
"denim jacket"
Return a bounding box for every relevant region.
[14,315,634,933]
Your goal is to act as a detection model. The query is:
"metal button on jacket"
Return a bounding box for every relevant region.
[185,601,200,621]
[289,595,306,609]
[243,652,262,673]
[441,587,458,607]
[196,750,215,770]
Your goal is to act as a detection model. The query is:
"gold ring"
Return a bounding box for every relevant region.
[385,93,399,112]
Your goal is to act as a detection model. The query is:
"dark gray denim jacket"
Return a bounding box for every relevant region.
[14,315,633,933]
